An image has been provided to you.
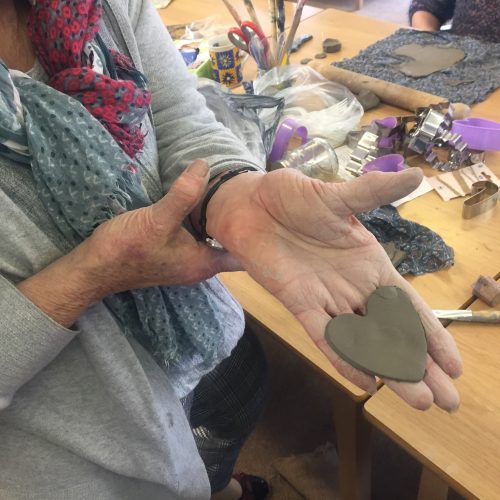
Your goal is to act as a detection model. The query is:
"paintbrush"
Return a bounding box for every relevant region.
[242,0,264,33]
[279,0,306,65]
[248,34,269,70]
[276,0,285,33]
[267,0,278,66]
[221,0,243,26]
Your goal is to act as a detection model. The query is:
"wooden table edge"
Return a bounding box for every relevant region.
[362,401,479,500]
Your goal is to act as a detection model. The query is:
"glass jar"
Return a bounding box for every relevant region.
[272,137,339,182]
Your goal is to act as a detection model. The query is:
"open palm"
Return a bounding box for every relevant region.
[209,168,462,411]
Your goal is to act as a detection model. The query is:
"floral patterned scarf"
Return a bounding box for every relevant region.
[28,0,151,158]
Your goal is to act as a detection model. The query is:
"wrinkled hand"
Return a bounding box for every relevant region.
[207,168,463,412]
[82,160,240,295]
[18,160,242,329]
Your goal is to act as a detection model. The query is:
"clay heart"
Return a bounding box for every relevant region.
[325,286,427,382]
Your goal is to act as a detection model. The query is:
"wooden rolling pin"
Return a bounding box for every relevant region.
[309,60,471,119]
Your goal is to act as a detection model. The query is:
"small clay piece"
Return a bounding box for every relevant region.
[392,43,465,78]
[325,286,427,382]
[472,275,500,307]
[356,89,380,111]
[314,52,327,59]
[300,57,313,65]
[322,38,341,54]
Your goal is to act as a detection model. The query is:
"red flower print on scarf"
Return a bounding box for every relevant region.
[27,0,151,159]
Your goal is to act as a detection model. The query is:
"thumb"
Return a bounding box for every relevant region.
[151,159,210,229]
[336,168,423,216]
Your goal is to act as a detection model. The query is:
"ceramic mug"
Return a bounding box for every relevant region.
[207,34,243,88]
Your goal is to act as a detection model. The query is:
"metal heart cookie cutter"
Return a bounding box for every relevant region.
[462,180,499,219]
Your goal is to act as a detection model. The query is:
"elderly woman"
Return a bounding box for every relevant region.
[0,0,463,498]
[410,0,500,42]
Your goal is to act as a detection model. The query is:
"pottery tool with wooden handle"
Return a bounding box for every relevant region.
[433,310,500,323]
[309,61,471,119]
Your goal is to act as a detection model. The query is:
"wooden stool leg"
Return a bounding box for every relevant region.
[354,0,364,10]
[417,467,449,500]
[332,391,371,500]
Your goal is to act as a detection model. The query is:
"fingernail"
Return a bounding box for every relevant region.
[187,160,209,177]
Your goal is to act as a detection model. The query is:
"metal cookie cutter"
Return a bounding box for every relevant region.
[425,130,470,172]
[407,103,471,172]
[345,131,379,175]
[407,103,452,154]
[346,117,406,176]
[462,180,499,219]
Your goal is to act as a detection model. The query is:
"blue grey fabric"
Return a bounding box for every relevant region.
[0,56,231,375]
[357,205,454,275]
[0,65,30,164]
[335,28,500,104]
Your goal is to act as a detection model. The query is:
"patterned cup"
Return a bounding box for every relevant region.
[208,34,243,88]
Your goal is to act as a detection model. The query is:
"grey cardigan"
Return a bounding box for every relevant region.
[0,0,262,498]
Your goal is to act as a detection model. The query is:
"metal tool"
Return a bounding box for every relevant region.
[462,180,499,219]
[406,103,472,171]
[346,103,479,173]
[345,116,407,174]
[346,130,379,174]
[407,103,452,155]
[433,309,500,323]
[228,20,268,54]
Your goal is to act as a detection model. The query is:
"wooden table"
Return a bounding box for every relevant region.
[365,289,500,499]
[161,4,500,498]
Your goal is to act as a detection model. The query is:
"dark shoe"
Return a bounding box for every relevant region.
[233,472,270,500]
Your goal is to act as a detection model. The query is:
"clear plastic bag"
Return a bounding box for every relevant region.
[254,65,364,147]
[198,78,284,164]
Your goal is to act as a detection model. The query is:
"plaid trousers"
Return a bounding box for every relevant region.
[183,329,269,493]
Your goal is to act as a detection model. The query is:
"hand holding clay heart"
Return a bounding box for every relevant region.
[325,286,427,383]
[207,167,463,412]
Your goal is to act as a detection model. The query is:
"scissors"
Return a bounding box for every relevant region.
[227,20,268,54]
